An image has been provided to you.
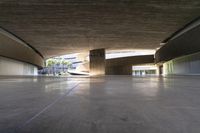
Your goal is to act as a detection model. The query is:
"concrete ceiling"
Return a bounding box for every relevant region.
[0,0,200,58]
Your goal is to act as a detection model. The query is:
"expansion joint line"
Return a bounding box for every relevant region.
[15,82,80,132]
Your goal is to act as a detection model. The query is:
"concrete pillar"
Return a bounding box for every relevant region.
[89,49,105,76]
[158,65,163,75]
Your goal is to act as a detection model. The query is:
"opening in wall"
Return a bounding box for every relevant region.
[132,65,158,76]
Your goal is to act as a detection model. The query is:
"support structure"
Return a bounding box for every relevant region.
[105,55,154,75]
[155,18,200,75]
[0,28,44,75]
[89,49,105,76]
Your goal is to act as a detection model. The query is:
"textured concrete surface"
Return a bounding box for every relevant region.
[106,65,133,75]
[1,75,200,133]
[106,55,154,67]
[156,25,200,63]
[105,55,154,75]
[0,31,44,67]
[0,0,200,57]
[90,49,105,75]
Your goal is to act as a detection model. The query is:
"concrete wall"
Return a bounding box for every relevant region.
[155,19,200,75]
[90,49,105,76]
[0,56,38,75]
[106,55,154,75]
[155,24,200,63]
[0,28,44,75]
[163,52,200,75]
[0,28,44,67]
[106,65,132,75]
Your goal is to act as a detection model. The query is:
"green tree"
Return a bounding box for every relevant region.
[61,60,69,65]
[46,59,56,67]
[46,57,72,68]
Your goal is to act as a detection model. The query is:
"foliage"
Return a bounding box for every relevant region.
[46,59,56,67]
[46,58,71,67]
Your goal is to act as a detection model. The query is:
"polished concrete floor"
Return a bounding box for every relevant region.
[1,75,200,133]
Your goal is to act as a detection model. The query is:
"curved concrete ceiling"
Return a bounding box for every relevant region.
[0,0,200,58]
[0,29,44,67]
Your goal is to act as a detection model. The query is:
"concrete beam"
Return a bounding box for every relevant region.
[0,29,44,67]
[106,55,154,75]
[155,20,200,63]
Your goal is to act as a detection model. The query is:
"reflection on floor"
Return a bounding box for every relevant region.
[1,75,200,133]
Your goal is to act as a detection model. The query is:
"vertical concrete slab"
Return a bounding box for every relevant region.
[89,49,105,76]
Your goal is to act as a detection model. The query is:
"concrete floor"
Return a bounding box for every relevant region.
[1,76,200,133]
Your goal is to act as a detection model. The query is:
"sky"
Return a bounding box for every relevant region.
[55,50,155,60]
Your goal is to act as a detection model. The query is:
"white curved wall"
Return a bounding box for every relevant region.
[163,52,200,75]
[0,56,37,75]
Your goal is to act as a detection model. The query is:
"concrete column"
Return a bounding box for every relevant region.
[89,49,105,76]
[158,65,163,75]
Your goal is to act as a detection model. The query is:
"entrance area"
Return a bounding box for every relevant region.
[132,65,157,76]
